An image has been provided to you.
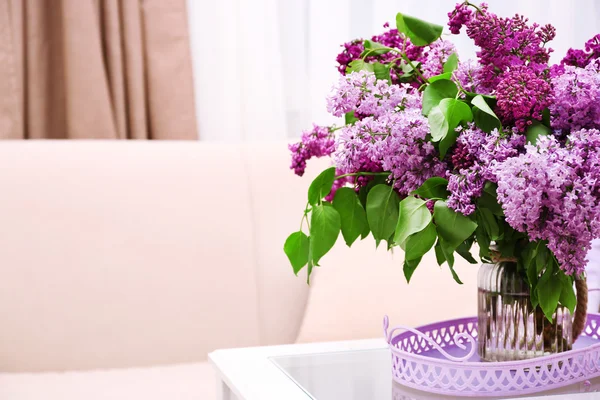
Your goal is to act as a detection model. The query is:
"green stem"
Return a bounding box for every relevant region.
[335,172,390,180]
[400,53,429,84]
[300,202,311,231]
[360,42,429,85]
[361,45,396,60]
[386,56,405,67]
[465,1,484,14]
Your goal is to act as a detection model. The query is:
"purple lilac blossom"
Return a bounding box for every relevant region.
[447,2,473,34]
[447,126,525,215]
[562,34,600,68]
[495,66,553,131]
[326,71,414,118]
[448,3,555,91]
[420,40,457,78]
[550,62,600,133]
[335,25,426,84]
[453,59,490,94]
[376,109,447,195]
[289,124,335,176]
[494,130,600,275]
[333,74,445,195]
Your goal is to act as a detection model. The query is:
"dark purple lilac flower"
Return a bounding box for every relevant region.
[289,125,335,176]
[336,40,365,75]
[495,66,553,131]
[562,34,600,68]
[334,25,425,85]
[447,2,473,34]
[449,2,555,91]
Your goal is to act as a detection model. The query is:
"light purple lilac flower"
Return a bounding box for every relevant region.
[550,62,600,133]
[333,75,445,195]
[376,109,447,195]
[453,59,490,94]
[447,126,525,215]
[494,130,600,275]
[326,71,416,119]
[420,40,457,78]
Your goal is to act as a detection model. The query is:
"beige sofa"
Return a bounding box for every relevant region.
[0,142,477,399]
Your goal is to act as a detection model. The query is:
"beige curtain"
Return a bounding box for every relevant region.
[0,0,198,139]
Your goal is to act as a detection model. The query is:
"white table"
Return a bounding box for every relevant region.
[209,339,600,400]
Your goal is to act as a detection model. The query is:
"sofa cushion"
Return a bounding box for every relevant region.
[0,362,216,400]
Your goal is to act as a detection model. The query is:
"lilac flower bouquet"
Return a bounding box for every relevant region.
[284,2,600,325]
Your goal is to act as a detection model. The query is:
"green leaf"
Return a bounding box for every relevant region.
[471,95,499,119]
[477,208,500,241]
[523,241,540,286]
[428,72,453,83]
[405,222,437,261]
[403,257,422,283]
[437,237,455,267]
[542,108,551,127]
[526,121,551,145]
[411,177,449,199]
[434,239,446,266]
[475,224,491,259]
[422,79,458,116]
[396,13,443,46]
[361,40,391,56]
[358,175,388,209]
[346,59,375,74]
[366,184,400,246]
[443,53,459,73]
[449,263,463,284]
[536,244,550,274]
[429,98,472,158]
[471,95,501,133]
[308,167,336,205]
[394,196,431,246]
[439,98,473,129]
[284,231,310,275]
[345,111,358,125]
[477,183,504,216]
[530,285,539,309]
[439,129,460,159]
[559,273,576,313]
[438,238,462,283]
[307,259,314,284]
[373,62,392,83]
[433,201,478,250]
[309,203,341,266]
[537,268,561,322]
[361,223,370,240]
[428,106,449,141]
[456,241,478,264]
[333,187,368,247]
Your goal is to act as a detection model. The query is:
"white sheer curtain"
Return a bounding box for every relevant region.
[187,0,600,141]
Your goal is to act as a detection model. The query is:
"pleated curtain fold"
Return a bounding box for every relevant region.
[0,0,198,139]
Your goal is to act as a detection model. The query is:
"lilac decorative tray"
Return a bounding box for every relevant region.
[384,314,600,397]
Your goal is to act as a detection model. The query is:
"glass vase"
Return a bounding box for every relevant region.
[477,259,572,362]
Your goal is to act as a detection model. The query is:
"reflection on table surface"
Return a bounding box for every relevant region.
[271,348,600,400]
